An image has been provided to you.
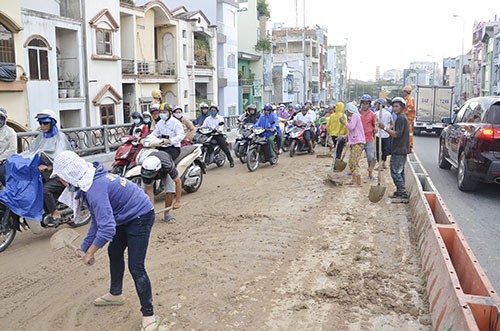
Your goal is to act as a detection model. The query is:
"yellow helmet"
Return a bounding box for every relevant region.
[403,85,412,93]
[151,89,162,99]
[159,103,172,111]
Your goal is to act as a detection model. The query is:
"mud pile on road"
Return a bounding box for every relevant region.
[0,155,431,330]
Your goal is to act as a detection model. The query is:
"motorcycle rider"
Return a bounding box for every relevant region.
[149,104,161,131]
[240,104,260,125]
[128,111,148,138]
[293,104,316,153]
[255,104,280,164]
[172,105,196,144]
[148,103,185,161]
[0,108,17,186]
[142,111,153,133]
[201,104,235,168]
[50,150,160,331]
[195,103,210,126]
[141,151,182,224]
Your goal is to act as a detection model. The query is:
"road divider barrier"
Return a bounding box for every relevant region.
[406,153,500,331]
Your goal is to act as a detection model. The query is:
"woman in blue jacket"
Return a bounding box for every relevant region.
[255,103,280,162]
[51,151,160,331]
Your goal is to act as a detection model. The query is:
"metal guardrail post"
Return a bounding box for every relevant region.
[103,125,110,153]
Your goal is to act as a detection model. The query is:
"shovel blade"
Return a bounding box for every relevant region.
[369,184,386,203]
[334,159,347,172]
[50,228,80,251]
[316,154,332,158]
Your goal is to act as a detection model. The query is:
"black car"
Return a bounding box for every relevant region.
[439,96,500,191]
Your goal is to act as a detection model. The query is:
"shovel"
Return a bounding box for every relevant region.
[50,228,95,265]
[331,120,347,171]
[369,112,386,203]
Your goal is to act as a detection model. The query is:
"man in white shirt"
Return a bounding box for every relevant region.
[0,107,18,186]
[201,105,234,167]
[374,98,394,169]
[149,103,185,160]
[293,105,316,153]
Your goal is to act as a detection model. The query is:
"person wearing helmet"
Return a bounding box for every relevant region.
[277,103,290,121]
[378,96,410,201]
[141,150,182,223]
[201,105,235,167]
[326,102,347,159]
[294,104,316,153]
[142,111,153,133]
[195,103,210,126]
[0,107,18,187]
[358,94,377,180]
[50,151,160,330]
[403,85,415,151]
[128,111,148,138]
[172,105,196,144]
[240,104,259,125]
[148,102,185,161]
[255,104,280,163]
[304,100,313,110]
[374,99,394,170]
[340,103,366,185]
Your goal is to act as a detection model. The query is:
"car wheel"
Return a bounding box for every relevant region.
[457,152,478,191]
[438,140,451,169]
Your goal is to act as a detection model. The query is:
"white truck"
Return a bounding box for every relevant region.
[414,86,454,136]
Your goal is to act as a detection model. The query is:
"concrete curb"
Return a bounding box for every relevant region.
[406,154,500,330]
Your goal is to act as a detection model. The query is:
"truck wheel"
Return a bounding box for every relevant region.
[457,153,478,191]
[435,129,443,136]
[413,128,421,136]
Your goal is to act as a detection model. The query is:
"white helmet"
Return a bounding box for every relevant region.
[391,97,406,107]
[35,109,57,122]
[0,107,7,119]
[141,155,161,184]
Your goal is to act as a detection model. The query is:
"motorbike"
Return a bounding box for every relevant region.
[125,136,206,195]
[246,127,279,172]
[192,125,227,168]
[281,120,295,152]
[110,135,143,176]
[289,121,312,157]
[317,122,328,147]
[233,121,254,163]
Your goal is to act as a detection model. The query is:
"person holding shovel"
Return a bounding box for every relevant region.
[340,103,366,186]
[326,102,347,159]
[50,151,161,331]
[378,97,410,201]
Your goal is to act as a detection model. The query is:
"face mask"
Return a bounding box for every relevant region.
[143,118,150,124]
[67,183,79,192]
[0,117,5,128]
[133,118,141,124]
[210,111,217,117]
[159,113,169,121]
[173,113,183,119]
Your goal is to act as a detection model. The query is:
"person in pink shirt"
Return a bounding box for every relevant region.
[359,94,377,180]
[340,102,366,186]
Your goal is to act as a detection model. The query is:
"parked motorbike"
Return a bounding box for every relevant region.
[246,127,279,172]
[125,136,206,195]
[233,122,254,163]
[111,135,143,176]
[281,120,294,152]
[192,125,227,168]
[289,121,312,157]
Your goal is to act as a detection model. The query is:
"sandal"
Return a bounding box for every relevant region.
[161,214,176,224]
[141,316,160,331]
[94,295,125,306]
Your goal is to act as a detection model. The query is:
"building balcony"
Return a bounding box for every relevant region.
[239,78,254,86]
[122,59,176,80]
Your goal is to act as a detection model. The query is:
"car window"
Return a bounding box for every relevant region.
[485,103,500,124]
[454,102,469,123]
[460,102,476,123]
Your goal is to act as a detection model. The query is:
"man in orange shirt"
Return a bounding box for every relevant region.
[403,85,415,151]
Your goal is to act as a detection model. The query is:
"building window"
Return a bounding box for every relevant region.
[0,23,15,63]
[312,63,319,76]
[184,90,188,98]
[100,104,115,124]
[227,53,235,68]
[183,44,187,61]
[96,29,112,55]
[182,30,186,38]
[27,38,49,80]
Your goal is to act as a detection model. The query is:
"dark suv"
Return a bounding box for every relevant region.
[439,96,500,191]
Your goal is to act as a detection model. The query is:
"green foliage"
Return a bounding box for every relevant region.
[257,0,270,18]
[194,39,210,65]
[254,38,271,52]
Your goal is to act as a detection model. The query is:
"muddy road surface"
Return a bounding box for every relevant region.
[0,154,431,330]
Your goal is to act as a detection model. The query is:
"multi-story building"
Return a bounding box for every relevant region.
[161,0,239,117]
[493,24,500,95]
[271,62,295,104]
[471,19,500,97]
[326,44,347,103]
[0,0,28,131]
[382,69,403,84]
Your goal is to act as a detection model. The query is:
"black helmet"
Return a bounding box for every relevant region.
[131,111,143,119]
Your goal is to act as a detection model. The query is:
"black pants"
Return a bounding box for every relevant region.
[0,162,5,187]
[331,136,346,160]
[159,146,181,161]
[376,137,391,162]
[43,176,65,215]
[212,135,233,162]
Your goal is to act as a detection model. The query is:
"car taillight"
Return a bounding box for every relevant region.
[479,127,500,140]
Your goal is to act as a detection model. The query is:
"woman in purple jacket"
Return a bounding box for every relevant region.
[51,151,160,331]
[340,102,366,186]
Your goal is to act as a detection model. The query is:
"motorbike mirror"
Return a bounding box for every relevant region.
[218,122,225,126]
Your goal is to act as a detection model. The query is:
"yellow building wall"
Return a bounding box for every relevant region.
[135,10,155,61]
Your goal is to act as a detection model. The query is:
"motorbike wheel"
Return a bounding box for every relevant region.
[130,176,142,187]
[183,168,203,194]
[289,141,296,158]
[215,151,226,167]
[246,149,259,172]
[239,146,247,164]
[67,206,92,228]
[111,165,124,175]
[282,140,290,153]
[0,208,16,253]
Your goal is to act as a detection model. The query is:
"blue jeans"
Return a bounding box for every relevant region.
[108,209,155,316]
[390,154,407,195]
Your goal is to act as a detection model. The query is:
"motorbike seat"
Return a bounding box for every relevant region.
[174,145,197,165]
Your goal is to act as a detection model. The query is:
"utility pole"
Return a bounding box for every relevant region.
[302,0,306,103]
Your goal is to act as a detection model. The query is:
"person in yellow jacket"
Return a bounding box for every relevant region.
[403,85,415,151]
[326,102,348,159]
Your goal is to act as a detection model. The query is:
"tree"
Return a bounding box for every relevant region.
[254,38,271,52]
[257,0,270,18]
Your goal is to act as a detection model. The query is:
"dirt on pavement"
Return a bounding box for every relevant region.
[0,153,431,330]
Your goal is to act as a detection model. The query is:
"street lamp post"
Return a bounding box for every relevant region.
[453,14,465,104]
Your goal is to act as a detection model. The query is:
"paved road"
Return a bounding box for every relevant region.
[414,134,500,292]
